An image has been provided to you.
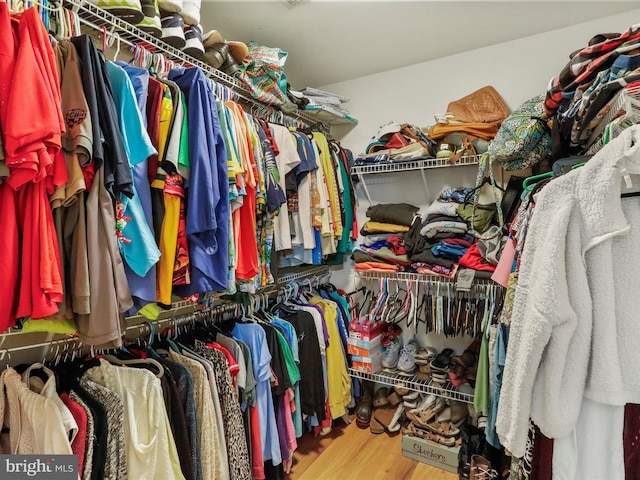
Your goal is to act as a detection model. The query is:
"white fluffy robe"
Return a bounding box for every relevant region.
[497,126,640,458]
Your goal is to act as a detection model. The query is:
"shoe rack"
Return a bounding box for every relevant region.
[349,368,475,404]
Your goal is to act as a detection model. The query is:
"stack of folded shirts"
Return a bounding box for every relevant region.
[353,203,418,271]
[400,188,477,275]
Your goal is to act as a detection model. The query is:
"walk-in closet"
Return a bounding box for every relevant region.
[1,1,639,479]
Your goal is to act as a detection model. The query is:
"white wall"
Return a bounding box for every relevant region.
[325,9,640,155]
[322,9,640,352]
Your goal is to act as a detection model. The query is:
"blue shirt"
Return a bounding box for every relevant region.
[232,322,283,465]
[169,68,230,294]
[115,61,150,125]
[106,63,160,306]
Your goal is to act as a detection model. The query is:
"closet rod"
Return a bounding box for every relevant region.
[0,271,330,365]
[64,0,324,132]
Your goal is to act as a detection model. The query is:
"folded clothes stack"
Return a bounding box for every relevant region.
[353,203,418,272]
[353,189,508,277]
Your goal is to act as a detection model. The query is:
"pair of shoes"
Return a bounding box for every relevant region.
[383,338,418,375]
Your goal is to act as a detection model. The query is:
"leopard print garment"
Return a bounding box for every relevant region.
[194,340,251,480]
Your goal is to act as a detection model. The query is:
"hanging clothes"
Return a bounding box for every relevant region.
[170,67,230,295]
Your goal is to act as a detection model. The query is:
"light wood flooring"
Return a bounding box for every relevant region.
[287,416,458,480]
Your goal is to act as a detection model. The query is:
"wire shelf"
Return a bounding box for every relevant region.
[353,269,497,286]
[276,265,330,284]
[348,368,474,404]
[351,155,479,175]
[66,0,321,130]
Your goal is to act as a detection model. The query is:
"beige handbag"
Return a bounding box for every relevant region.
[446,86,510,125]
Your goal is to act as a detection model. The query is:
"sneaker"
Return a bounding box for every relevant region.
[89,0,143,23]
[158,0,181,13]
[183,24,204,59]
[381,337,401,372]
[397,342,417,376]
[161,12,186,48]
[137,0,162,38]
[181,0,200,25]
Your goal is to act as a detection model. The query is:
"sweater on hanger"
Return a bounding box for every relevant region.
[497,125,640,457]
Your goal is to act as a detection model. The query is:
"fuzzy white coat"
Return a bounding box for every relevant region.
[497,126,640,457]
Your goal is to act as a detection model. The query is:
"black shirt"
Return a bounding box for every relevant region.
[279,310,326,419]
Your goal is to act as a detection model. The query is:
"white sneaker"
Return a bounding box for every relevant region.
[397,342,417,376]
[382,338,402,372]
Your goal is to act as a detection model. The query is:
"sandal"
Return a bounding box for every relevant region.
[370,405,399,435]
[425,420,460,438]
[404,423,455,447]
[373,387,389,408]
[431,348,454,370]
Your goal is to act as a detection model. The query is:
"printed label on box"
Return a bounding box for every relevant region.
[401,435,459,474]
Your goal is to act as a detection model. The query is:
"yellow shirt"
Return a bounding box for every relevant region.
[308,296,352,420]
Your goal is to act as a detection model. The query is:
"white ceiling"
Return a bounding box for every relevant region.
[200,1,640,89]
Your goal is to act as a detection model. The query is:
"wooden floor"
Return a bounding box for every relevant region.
[287,416,458,480]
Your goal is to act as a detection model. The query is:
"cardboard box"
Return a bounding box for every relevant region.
[402,434,460,474]
[351,353,382,374]
[347,334,384,357]
[348,320,386,341]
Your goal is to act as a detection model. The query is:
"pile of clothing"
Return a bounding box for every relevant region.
[352,189,507,278]
[352,203,418,272]
[354,123,434,166]
[402,188,478,277]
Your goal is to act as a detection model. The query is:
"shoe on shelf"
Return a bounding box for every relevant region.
[414,345,437,365]
[158,0,181,13]
[431,347,454,371]
[382,337,401,373]
[161,12,186,48]
[228,40,248,65]
[183,24,205,59]
[397,342,417,376]
[137,0,162,38]
[89,0,144,23]
[181,0,200,25]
